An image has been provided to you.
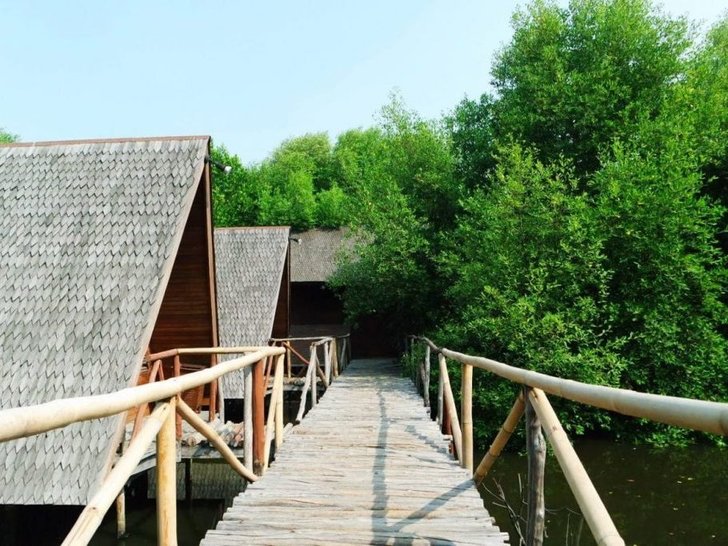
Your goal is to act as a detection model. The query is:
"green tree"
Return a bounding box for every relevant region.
[0,128,18,143]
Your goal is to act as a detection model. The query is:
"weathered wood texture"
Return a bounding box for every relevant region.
[201,359,507,546]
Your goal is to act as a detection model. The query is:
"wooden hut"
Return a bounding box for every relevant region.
[290,228,393,357]
[214,226,290,400]
[0,136,218,505]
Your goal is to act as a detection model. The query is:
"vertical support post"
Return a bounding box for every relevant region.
[243,366,253,471]
[461,362,473,474]
[275,354,284,450]
[157,396,177,546]
[311,345,318,406]
[208,354,218,423]
[324,341,331,385]
[331,338,339,378]
[286,346,292,379]
[252,358,265,475]
[116,490,126,539]
[525,387,546,546]
[422,345,431,407]
[173,355,182,438]
[437,366,444,427]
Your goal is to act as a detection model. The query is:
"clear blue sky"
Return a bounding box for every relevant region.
[1,1,725,164]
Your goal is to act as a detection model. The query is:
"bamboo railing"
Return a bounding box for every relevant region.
[407,335,728,546]
[0,345,289,546]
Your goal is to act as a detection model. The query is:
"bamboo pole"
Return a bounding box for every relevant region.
[61,402,171,546]
[437,345,728,436]
[116,490,126,539]
[243,367,253,471]
[263,356,284,471]
[525,388,545,546]
[176,398,257,482]
[311,345,318,406]
[157,397,177,546]
[528,389,625,546]
[461,363,474,474]
[422,345,431,407]
[439,354,462,464]
[173,356,182,438]
[208,354,218,424]
[323,341,331,386]
[0,347,282,443]
[295,357,315,423]
[474,393,525,486]
[331,338,339,378]
[286,346,292,379]
[275,354,284,450]
[437,368,444,427]
[252,358,265,475]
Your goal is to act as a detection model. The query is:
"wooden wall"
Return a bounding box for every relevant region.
[271,251,290,339]
[149,168,218,363]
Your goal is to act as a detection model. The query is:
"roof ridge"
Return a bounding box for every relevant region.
[0,135,211,148]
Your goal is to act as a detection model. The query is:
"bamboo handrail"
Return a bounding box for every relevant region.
[0,347,283,443]
[61,402,172,546]
[176,398,257,482]
[411,336,728,436]
[439,354,463,462]
[528,388,625,546]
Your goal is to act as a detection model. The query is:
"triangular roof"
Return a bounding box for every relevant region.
[0,136,210,504]
[290,228,356,282]
[214,226,290,396]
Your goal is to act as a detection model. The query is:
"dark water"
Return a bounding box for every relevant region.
[478,438,728,545]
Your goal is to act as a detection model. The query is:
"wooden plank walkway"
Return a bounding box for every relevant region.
[201,358,508,545]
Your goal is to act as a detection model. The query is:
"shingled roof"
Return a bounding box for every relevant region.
[290,228,356,282]
[0,136,210,505]
[214,227,290,396]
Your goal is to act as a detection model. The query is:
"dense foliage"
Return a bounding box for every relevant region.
[213,0,728,446]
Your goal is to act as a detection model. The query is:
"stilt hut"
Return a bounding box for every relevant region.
[0,136,218,505]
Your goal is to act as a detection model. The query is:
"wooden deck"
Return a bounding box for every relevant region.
[201,358,508,545]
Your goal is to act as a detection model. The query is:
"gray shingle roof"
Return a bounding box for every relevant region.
[290,228,356,282]
[214,227,290,397]
[0,136,209,505]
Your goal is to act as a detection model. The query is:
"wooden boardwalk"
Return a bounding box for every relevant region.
[201,359,508,545]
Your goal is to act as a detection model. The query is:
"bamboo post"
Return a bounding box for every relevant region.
[243,367,253,471]
[263,356,284,471]
[414,341,421,392]
[61,403,172,546]
[331,338,339,378]
[528,388,625,546]
[208,354,218,423]
[295,357,315,423]
[286,345,292,379]
[311,345,318,406]
[275,354,284,450]
[176,398,257,482]
[157,396,177,546]
[174,356,182,438]
[439,354,462,463]
[116,490,126,539]
[461,362,473,474]
[422,345,431,407]
[474,393,525,486]
[324,341,332,385]
[437,367,444,427]
[252,358,265,475]
[525,388,545,546]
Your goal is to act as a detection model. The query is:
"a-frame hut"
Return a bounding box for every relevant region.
[214,226,290,401]
[0,136,218,505]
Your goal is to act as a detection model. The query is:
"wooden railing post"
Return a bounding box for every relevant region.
[525,387,545,546]
[461,362,473,474]
[252,358,265,475]
[474,393,525,486]
[208,353,218,423]
[243,366,253,471]
[157,396,177,546]
[275,354,284,450]
[324,341,331,385]
[173,355,182,438]
[422,345,431,408]
[331,338,339,378]
[437,363,444,427]
[310,344,318,406]
[439,354,463,464]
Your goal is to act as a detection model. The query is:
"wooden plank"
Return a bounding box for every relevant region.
[201,358,507,546]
